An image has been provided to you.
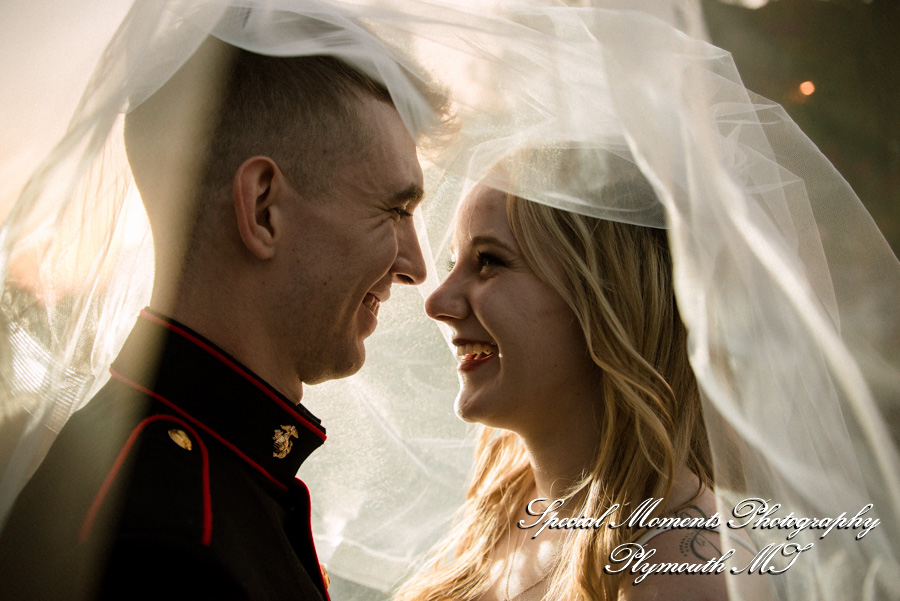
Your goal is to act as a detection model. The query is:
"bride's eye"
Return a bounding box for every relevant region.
[476,251,505,269]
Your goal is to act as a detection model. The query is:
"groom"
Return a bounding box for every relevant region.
[0,35,433,601]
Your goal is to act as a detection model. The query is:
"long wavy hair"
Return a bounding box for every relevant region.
[395,185,712,600]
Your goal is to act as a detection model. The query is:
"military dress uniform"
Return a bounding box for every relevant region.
[0,309,330,601]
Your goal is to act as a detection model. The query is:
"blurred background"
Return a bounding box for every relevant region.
[703,0,899,254]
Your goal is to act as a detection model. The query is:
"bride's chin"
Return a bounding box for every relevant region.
[453,393,476,423]
[454,391,489,424]
[454,390,510,429]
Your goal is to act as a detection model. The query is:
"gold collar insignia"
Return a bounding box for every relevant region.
[273,425,298,458]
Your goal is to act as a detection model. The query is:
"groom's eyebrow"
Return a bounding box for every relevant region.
[391,183,425,206]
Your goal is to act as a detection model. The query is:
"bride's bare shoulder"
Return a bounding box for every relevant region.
[615,490,759,601]
[615,524,730,601]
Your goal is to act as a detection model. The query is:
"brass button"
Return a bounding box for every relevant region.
[168,429,193,451]
[319,563,330,589]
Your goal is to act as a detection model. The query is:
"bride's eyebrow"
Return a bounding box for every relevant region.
[469,235,516,254]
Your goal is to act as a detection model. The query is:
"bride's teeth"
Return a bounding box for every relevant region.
[456,342,497,358]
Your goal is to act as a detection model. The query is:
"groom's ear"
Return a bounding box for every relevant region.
[232,156,295,260]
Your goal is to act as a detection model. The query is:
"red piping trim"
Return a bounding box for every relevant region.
[110,368,288,492]
[294,478,331,601]
[80,415,212,546]
[140,309,325,442]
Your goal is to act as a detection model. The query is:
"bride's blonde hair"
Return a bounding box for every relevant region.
[395,190,711,601]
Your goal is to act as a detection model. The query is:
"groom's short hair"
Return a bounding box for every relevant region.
[125,38,394,206]
[200,48,395,198]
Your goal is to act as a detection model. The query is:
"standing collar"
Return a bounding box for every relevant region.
[110,308,325,491]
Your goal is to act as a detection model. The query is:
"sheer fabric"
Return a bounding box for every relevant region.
[0,1,897,600]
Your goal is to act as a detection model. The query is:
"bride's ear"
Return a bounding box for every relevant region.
[232,156,288,260]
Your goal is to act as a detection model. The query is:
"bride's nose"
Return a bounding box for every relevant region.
[425,271,468,322]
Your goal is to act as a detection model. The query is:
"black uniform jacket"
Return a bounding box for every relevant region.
[0,309,330,601]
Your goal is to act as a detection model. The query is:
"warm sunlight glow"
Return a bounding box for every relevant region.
[799,81,816,96]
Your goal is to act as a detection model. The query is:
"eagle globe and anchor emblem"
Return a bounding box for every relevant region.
[273,425,298,458]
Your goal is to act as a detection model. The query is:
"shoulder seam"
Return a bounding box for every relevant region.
[110,367,289,492]
[79,415,212,546]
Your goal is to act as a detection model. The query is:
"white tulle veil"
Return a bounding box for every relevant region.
[0,1,897,600]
